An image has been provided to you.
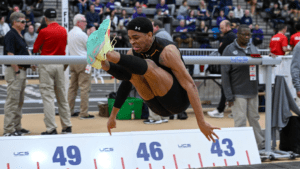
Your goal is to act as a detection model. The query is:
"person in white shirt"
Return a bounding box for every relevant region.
[0,15,10,46]
[68,14,94,119]
[234,5,244,19]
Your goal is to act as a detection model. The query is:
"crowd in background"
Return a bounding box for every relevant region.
[2,0,300,49]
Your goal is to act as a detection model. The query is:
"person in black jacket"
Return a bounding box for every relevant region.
[207,20,236,118]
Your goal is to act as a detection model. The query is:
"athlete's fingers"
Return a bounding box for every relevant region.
[107,125,112,136]
[205,134,211,142]
[212,132,219,140]
[212,127,221,130]
[209,134,216,143]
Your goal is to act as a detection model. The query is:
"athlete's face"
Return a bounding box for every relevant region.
[128,30,153,53]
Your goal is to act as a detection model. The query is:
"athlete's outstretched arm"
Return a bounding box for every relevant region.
[159,45,220,142]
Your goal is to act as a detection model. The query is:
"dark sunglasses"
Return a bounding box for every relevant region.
[17,20,26,24]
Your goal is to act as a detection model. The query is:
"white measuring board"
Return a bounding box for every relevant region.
[0,127,261,169]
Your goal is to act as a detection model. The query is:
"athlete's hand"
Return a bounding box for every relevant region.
[101,60,110,71]
[198,121,220,142]
[107,116,116,135]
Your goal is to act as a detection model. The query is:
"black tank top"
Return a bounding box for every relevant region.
[132,37,185,76]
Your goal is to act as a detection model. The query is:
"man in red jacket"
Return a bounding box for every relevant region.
[33,8,72,135]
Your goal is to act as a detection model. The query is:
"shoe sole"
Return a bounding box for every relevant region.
[80,117,95,120]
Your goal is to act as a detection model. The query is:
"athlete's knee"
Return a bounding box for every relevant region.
[144,59,158,72]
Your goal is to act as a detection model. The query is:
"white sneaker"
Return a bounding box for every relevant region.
[207,109,224,118]
[143,119,162,124]
[162,119,169,123]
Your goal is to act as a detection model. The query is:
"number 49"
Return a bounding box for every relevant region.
[52,146,81,166]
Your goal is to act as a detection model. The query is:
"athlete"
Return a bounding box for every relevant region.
[87,17,220,142]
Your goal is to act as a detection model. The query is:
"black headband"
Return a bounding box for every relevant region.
[127,17,153,33]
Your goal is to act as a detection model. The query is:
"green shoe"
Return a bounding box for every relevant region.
[87,19,116,69]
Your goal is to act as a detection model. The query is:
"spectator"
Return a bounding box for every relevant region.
[24,0,35,9]
[216,10,227,27]
[207,0,219,17]
[208,20,236,118]
[186,10,197,32]
[106,0,115,13]
[252,24,263,46]
[174,19,193,48]
[154,9,163,20]
[166,0,176,16]
[86,4,100,29]
[24,24,37,50]
[290,22,300,50]
[94,0,104,22]
[289,0,300,17]
[269,24,290,55]
[106,9,119,30]
[33,8,72,135]
[281,4,291,24]
[234,4,244,19]
[219,0,234,16]
[177,0,189,21]
[77,0,88,14]
[271,3,284,29]
[246,0,257,16]
[196,20,210,45]
[221,25,265,150]
[118,9,130,27]
[240,10,253,27]
[197,0,212,28]
[68,14,94,119]
[0,14,10,46]
[3,12,32,136]
[32,0,44,17]
[5,6,21,24]
[132,5,146,19]
[232,22,238,33]
[23,7,35,28]
[113,22,130,47]
[227,11,239,24]
[156,0,169,16]
[0,0,9,16]
[133,1,140,13]
[153,19,173,42]
[8,0,24,12]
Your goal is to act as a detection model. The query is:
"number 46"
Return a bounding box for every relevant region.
[137,142,164,161]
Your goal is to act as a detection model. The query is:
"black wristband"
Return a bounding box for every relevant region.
[15,70,20,74]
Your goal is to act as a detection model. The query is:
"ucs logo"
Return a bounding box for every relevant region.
[14,152,29,156]
[178,144,191,148]
[99,148,114,152]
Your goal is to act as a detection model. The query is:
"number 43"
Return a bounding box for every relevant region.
[211,139,235,157]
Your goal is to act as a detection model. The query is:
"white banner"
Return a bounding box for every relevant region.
[0,128,260,169]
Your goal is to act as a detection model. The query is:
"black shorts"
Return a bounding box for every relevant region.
[144,76,190,117]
